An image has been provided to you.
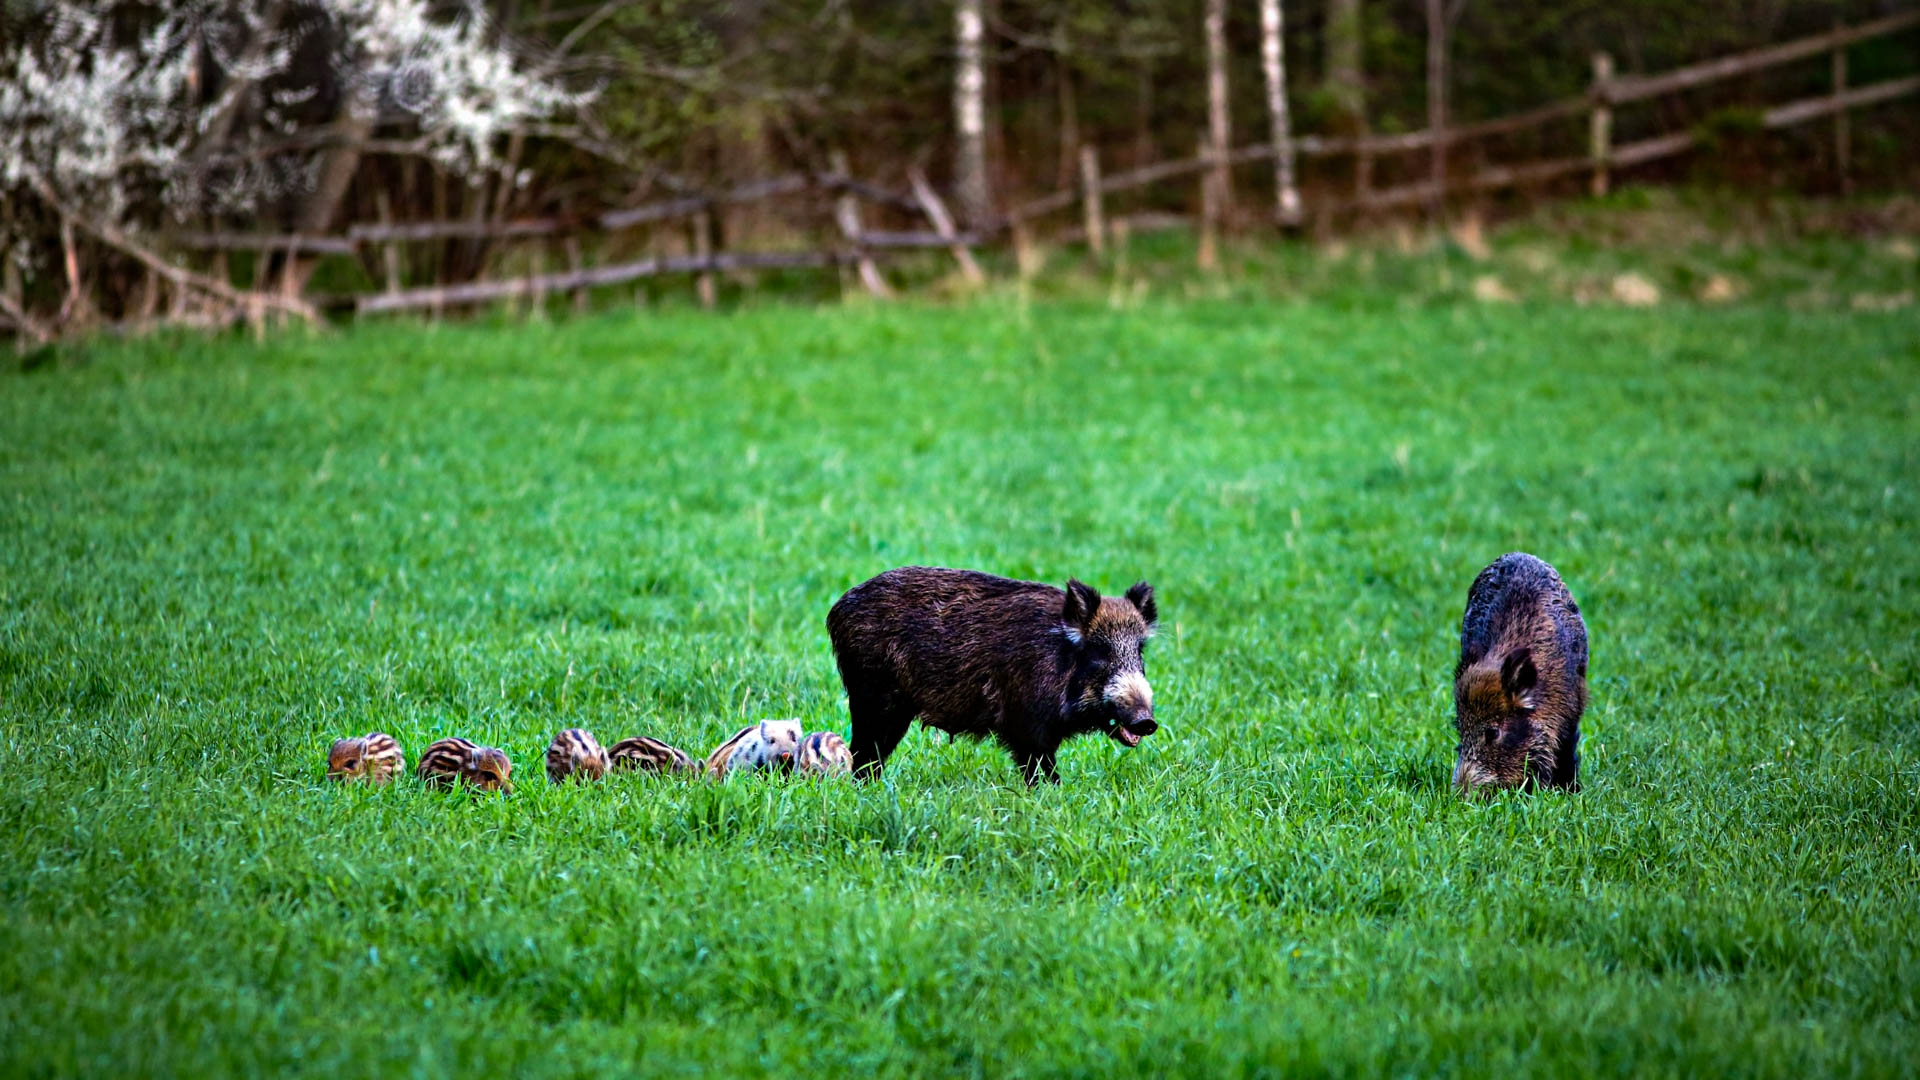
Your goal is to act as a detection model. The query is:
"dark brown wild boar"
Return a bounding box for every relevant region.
[827,566,1159,785]
[1453,552,1588,794]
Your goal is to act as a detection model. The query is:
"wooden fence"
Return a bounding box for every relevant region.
[166,10,1917,318]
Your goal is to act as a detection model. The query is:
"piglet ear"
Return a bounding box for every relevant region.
[1061,579,1101,641]
[1500,647,1538,709]
[1124,581,1157,626]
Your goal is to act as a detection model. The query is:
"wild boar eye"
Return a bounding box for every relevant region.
[1482,727,1497,745]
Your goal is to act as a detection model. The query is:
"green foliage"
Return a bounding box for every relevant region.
[2,268,1917,1074]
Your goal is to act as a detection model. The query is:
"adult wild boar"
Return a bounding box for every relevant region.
[826,567,1159,785]
[1453,552,1589,793]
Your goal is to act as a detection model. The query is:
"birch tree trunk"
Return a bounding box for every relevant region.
[1205,0,1233,218]
[1258,0,1301,225]
[954,0,991,226]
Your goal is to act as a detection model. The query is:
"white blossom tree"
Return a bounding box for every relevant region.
[0,0,586,337]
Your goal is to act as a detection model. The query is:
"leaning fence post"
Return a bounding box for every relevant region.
[1197,136,1220,271]
[1832,24,1852,196]
[1589,51,1613,198]
[1078,144,1106,261]
[908,165,985,285]
[830,151,892,299]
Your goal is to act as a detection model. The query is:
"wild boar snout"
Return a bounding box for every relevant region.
[1104,670,1156,745]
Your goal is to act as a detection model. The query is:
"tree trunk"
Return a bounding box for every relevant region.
[282,104,375,296]
[1325,0,1363,125]
[1259,0,1301,225]
[954,0,991,226]
[1079,144,1105,261]
[984,0,1009,200]
[1832,25,1852,196]
[1205,0,1233,218]
[1425,0,1448,222]
[1197,135,1219,271]
[1056,45,1080,190]
[1133,60,1156,166]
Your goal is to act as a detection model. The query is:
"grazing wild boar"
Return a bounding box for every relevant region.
[794,731,854,777]
[827,566,1159,785]
[1453,552,1589,794]
[418,737,516,794]
[704,719,803,778]
[608,735,698,774]
[546,727,610,784]
[327,732,405,784]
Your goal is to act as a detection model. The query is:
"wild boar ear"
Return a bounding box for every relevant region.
[1061,579,1101,642]
[1500,647,1538,710]
[1124,582,1157,627]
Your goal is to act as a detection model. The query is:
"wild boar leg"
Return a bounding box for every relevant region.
[848,699,915,779]
[1008,737,1060,786]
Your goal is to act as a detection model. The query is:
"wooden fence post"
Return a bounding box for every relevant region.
[1590,51,1614,198]
[1197,136,1219,271]
[132,269,158,323]
[564,235,588,313]
[830,151,892,299]
[1011,219,1040,281]
[691,210,717,309]
[1832,27,1851,196]
[375,190,402,295]
[1078,145,1106,260]
[529,246,549,320]
[1355,143,1375,218]
[908,166,985,285]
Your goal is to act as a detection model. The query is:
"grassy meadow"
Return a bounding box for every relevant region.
[2,222,1918,1076]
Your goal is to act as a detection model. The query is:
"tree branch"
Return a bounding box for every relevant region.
[29,177,317,325]
[0,290,53,345]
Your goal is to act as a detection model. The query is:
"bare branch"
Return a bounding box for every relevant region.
[542,0,631,72]
[29,177,317,325]
[0,290,54,345]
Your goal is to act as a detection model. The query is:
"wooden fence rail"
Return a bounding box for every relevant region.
[174,171,923,254]
[1355,72,1920,212]
[1003,9,1919,224]
[125,9,1920,323]
[347,233,990,314]
[1606,9,1920,105]
[354,251,848,314]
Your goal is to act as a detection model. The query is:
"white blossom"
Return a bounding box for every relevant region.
[1,0,588,272]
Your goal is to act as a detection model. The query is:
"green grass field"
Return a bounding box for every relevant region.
[3,243,1918,1075]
